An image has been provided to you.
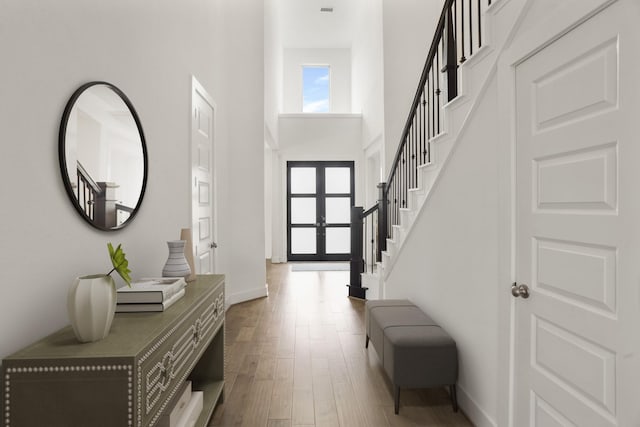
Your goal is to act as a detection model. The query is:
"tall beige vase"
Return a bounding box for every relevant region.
[180,228,198,282]
[67,274,116,343]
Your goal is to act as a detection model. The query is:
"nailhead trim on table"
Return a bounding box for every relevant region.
[4,364,133,427]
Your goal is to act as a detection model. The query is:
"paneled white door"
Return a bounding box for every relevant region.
[191,77,216,274]
[514,2,640,425]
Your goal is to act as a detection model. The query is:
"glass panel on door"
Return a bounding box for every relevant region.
[291,228,317,254]
[325,167,351,193]
[290,167,316,194]
[325,197,351,224]
[325,227,350,254]
[290,198,316,224]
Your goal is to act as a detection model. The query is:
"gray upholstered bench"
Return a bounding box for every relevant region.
[365,299,458,414]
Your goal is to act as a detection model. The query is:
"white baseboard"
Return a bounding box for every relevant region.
[457,383,497,427]
[225,283,269,309]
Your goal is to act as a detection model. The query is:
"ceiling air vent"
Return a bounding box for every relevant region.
[320,7,334,12]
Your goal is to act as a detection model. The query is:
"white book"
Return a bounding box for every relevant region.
[116,277,186,303]
[157,381,192,427]
[115,288,186,313]
[175,390,203,427]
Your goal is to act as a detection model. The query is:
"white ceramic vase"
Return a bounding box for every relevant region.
[67,274,117,343]
[162,240,192,278]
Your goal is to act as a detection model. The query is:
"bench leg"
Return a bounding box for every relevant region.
[394,386,400,414]
[365,335,370,348]
[450,384,458,413]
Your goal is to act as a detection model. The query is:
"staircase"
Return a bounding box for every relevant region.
[352,0,531,300]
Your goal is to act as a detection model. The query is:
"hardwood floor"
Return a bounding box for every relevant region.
[209,262,473,427]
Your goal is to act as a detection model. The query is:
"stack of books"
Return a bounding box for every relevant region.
[116,277,186,313]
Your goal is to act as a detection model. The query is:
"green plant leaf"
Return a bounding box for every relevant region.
[107,242,132,286]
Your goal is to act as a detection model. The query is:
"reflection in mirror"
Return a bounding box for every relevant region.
[59,82,148,231]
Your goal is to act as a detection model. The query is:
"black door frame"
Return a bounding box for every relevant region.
[287,160,355,261]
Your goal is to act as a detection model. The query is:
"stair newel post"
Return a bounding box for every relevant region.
[348,206,367,299]
[377,182,388,261]
[444,4,458,102]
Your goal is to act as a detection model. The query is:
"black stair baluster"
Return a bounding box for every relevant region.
[409,120,413,190]
[406,142,410,205]
[420,90,425,165]
[432,65,436,138]
[428,77,432,141]
[477,0,482,48]
[399,149,402,217]
[414,110,418,179]
[444,4,458,102]
[412,114,417,188]
[391,176,394,229]
[404,143,408,208]
[407,139,410,204]
[394,175,398,227]
[370,210,374,271]
[378,182,387,259]
[410,117,413,190]
[422,90,427,164]
[418,91,422,169]
[468,0,473,57]
[460,0,466,63]
[401,144,406,209]
[401,140,411,204]
[363,214,368,272]
[436,43,441,135]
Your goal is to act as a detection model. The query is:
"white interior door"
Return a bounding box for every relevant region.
[514,2,640,425]
[191,77,216,274]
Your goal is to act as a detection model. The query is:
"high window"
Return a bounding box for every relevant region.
[302,66,330,113]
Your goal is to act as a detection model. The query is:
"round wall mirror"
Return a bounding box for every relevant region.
[59,82,148,231]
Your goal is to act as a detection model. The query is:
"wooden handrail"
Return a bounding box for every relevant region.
[76,161,102,221]
[77,161,101,195]
[363,203,379,218]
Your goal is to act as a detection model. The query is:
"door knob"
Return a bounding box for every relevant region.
[511,283,530,299]
[210,242,218,249]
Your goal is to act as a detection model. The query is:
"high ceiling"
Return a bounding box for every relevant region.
[279,0,357,48]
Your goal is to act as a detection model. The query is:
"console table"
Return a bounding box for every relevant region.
[2,274,225,427]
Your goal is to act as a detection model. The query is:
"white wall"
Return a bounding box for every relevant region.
[264,146,273,259]
[264,0,283,148]
[0,0,265,359]
[214,0,267,305]
[364,143,382,207]
[352,0,385,208]
[264,0,282,261]
[382,0,444,175]
[352,0,385,150]
[282,49,352,113]
[271,115,363,261]
[384,76,500,426]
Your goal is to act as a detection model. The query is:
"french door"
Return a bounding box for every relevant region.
[287,161,355,261]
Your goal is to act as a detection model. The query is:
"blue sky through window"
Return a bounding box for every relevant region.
[302,66,330,113]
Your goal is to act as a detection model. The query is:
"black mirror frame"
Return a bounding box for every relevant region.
[58,81,149,231]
